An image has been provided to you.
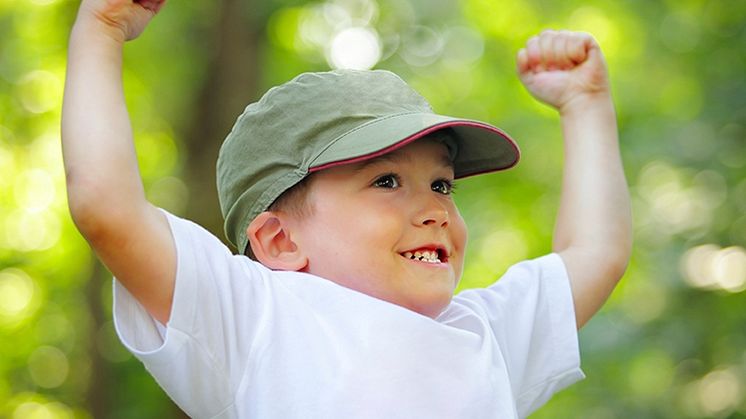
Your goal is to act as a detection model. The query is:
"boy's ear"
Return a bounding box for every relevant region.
[246,211,307,271]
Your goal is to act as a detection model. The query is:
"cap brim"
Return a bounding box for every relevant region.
[308,112,519,178]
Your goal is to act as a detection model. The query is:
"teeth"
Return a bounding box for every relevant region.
[402,249,442,263]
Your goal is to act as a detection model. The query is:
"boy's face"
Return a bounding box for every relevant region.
[287,139,467,318]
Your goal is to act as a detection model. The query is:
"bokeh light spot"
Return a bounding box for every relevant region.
[0,268,35,320]
[297,4,336,50]
[16,70,61,114]
[636,162,718,236]
[681,244,746,293]
[441,26,485,68]
[334,0,378,26]
[328,26,381,70]
[35,313,75,351]
[13,400,73,419]
[14,168,56,213]
[28,346,69,389]
[3,208,62,252]
[322,2,352,30]
[698,367,743,416]
[712,247,746,292]
[399,25,443,67]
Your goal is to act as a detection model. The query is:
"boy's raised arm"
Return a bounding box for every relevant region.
[62,0,174,324]
[517,30,632,328]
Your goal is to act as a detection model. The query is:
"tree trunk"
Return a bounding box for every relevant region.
[182,0,265,249]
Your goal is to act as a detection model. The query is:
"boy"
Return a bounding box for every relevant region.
[62,0,631,418]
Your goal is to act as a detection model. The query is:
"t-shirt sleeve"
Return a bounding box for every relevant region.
[452,253,584,417]
[112,209,269,418]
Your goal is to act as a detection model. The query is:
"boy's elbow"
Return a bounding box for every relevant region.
[605,250,630,284]
[562,243,631,329]
[558,238,632,287]
[610,229,633,280]
[593,239,632,282]
[556,228,632,280]
[591,241,632,290]
[67,176,110,241]
[65,171,140,244]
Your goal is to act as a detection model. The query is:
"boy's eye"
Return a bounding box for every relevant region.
[373,174,400,189]
[432,179,455,195]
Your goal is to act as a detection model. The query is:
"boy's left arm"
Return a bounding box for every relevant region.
[517,30,632,328]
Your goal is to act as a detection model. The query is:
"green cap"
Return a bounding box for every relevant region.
[217,69,520,255]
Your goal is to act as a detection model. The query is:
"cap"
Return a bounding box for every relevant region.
[217,69,520,254]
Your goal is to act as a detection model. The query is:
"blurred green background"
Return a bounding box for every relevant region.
[1,0,745,417]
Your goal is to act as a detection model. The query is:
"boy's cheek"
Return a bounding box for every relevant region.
[452,213,468,248]
[452,216,468,276]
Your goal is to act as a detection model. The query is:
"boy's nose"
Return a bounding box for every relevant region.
[415,199,450,228]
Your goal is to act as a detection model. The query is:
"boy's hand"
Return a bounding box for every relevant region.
[517,30,609,113]
[76,0,166,43]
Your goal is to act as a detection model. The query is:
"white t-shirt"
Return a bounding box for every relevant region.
[114,211,584,419]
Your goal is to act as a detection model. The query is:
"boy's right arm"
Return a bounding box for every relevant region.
[516,31,631,328]
[62,0,174,324]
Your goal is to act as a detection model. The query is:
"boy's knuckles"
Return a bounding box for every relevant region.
[538,36,555,64]
[516,49,530,72]
[566,38,585,62]
[525,36,540,54]
[553,39,570,68]
[523,30,601,71]
[526,47,539,68]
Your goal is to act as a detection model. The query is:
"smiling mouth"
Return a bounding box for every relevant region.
[401,248,448,264]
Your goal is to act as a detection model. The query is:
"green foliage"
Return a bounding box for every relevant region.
[1,0,744,417]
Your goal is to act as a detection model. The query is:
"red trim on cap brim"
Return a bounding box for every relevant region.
[309,120,520,177]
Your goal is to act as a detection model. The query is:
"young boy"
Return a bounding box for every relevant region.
[62,0,631,418]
